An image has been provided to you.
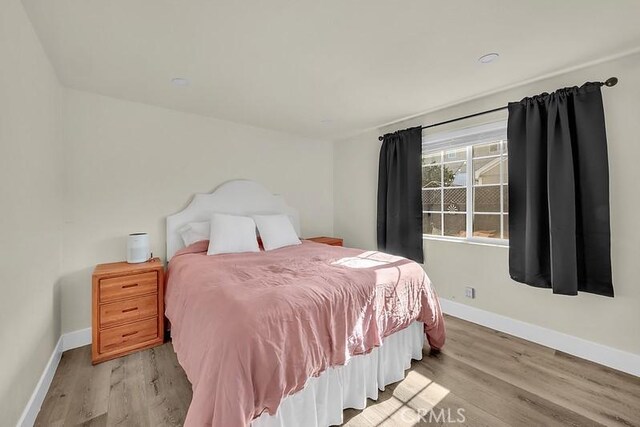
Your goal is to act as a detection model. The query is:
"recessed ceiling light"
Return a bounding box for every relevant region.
[478,53,499,64]
[171,77,189,87]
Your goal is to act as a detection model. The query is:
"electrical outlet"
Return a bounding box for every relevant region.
[465,286,475,299]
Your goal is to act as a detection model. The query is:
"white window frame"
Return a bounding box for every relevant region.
[422,121,509,247]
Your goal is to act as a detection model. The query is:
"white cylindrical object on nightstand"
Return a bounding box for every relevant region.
[127,233,150,264]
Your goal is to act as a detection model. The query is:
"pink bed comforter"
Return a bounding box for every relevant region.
[166,240,445,427]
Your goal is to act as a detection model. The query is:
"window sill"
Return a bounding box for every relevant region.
[423,235,509,248]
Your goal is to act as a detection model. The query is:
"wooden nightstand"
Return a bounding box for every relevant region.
[92,258,164,364]
[306,236,343,246]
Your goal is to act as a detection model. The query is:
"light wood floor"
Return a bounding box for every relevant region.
[35,316,640,426]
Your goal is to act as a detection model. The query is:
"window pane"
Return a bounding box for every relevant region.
[444,214,466,237]
[423,135,509,241]
[503,214,509,239]
[423,152,441,166]
[422,189,441,211]
[503,184,509,213]
[444,148,466,162]
[443,161,467,187]
[473,141,502,158]
[424,213,442,236]
[473,157,501,185]
[474,185,501,212]
[473,214,501,238]
[443,188,466,212]
[422,164,442,188]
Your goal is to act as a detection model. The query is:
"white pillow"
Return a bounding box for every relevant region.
[178,221,210,247]
[207,213,260,255]
[253,214,301,251]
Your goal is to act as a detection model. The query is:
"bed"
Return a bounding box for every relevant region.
[165,180,446,427]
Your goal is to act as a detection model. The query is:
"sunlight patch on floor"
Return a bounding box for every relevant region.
[344,371,451,427]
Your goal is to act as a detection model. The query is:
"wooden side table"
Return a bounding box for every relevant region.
[306,236,343,247]
[91,258,164,364]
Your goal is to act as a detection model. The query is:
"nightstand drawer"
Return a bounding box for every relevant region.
[99,271,157,302]
[99,295,158,328]
[99,317,158,354]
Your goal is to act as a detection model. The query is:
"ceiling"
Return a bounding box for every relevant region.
[22,0,640,139]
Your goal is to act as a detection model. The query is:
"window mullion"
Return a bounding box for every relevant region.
[440,151,444,236]
[499,141,504,239]
[466,145,473,240]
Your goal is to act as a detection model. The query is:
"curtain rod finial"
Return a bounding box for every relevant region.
[378,136,384,141]
[604,77,618,87]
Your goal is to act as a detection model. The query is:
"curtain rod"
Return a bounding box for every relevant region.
[377,77,619,141]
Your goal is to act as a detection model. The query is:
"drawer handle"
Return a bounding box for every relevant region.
[122,283,139,289]
[122,307,138,313]
[122,331,138,338]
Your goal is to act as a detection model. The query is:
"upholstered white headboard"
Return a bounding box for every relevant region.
[166,180,300,261]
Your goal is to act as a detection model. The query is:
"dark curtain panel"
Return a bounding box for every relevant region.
[507,82,613,297]
[377,126,423,263]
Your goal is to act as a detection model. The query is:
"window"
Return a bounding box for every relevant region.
[422,122,508,244]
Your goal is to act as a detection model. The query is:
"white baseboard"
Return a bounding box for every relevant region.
[61,327,91,352]
[439,298,640,377]
[16,328,92,427]
[15,336,62,427]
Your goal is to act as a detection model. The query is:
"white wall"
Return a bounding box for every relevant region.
[60,89,334,333]
[0,1,63,425]
[334,52,640,356]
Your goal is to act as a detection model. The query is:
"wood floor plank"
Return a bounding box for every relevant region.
[406,382,510,427]
[156,343,193,410]
[64,346,112,425]
[77,412,108,427]
[415,351,604,427]
[34,346,85,427]
[34,316,640,427]
[141,345,190,426]
[553,350,640,397]
[106,352,150,427]
[444,315,637,396]
[442,318,640,426]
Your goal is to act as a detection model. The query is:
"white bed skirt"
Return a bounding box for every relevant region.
[252,321,425,427]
